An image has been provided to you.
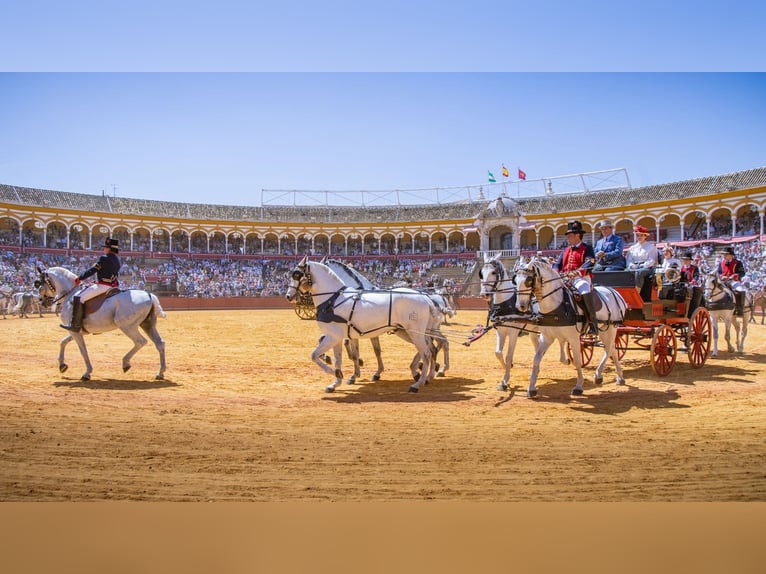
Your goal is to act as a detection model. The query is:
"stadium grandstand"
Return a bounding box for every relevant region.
[2,166,766,302]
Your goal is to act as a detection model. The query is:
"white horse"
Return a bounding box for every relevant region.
[285,257,440,393]
[323,258,451,383]
[11,289,43,318]
[37,266,167,381]
[703,272,751,356]
[513,256,628,397]
[479,256,569,392]
[1,285,15,318]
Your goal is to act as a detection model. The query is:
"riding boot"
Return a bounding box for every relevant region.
[734,291,744,317]
[61,296,83,332]
[581,291,599,336]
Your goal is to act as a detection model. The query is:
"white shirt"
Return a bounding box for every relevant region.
[627,241,659,269]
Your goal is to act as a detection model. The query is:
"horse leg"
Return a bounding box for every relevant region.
[437,337,449,377]
[119,325,148,374]
[496,328,517,391]
[710,319,719,357]
[69,333,94,381]
[323,343,345,393]
[140,320,167,380]
[408,336,433,393]
[311,335,343,392]
[595,327,625,386]
[343,339,360,385]
[736,314,747,354]
[527,334,554,398]
[565,331,586,396]
[370,336,384,381]
[57,334,74,373]
[724,318,735,353]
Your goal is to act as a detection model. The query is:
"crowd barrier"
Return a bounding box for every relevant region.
[157,296,488,311]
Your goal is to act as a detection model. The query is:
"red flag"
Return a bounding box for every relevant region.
[517,168,527,180]
[502,165,509,178]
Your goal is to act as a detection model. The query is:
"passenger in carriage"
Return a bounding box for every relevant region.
[553,220,598,335]
[593,219,626,271]
[718,246,747,315]
[680,252,700,284]
[626,225,658,300]
[659,246,681,272]
[680,252,704,316]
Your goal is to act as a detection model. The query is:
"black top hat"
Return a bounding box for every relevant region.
[724,247,735,255]
[104,238,119,252]
[681,252,693,259]
[565,220,584,235]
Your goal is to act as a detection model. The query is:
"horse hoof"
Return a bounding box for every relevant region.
[616,378,626,386]
[123,365,131,373]
[408,386,419,393]
[572,388,584,396]
[155,374,164,381]
[371,374,380,382]
[526,389,537,399]
[437,371,445,377]
[59,364,68,373]
[324,386,335,393]
[594,376,603,386]
[498,382,509,391]
[81,374,90,381]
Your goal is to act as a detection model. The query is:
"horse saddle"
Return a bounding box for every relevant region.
[83,288,121,316]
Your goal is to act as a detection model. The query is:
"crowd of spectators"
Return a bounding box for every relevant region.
[1,251,476,298]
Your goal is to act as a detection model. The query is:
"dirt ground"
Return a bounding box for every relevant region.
[1,307,765,501]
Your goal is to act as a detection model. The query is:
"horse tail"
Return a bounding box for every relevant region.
[150,293,167,319]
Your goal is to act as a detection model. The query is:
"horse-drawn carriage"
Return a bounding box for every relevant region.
[579,269,712,376]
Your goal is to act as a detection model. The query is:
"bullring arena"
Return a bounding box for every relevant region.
[1,167,766,501]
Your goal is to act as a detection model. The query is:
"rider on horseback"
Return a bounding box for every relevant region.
[718,247,746,316]
[61,238,121,332]
[553,220,598,336]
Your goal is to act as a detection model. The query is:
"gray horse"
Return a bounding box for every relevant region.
[38,266,167,381]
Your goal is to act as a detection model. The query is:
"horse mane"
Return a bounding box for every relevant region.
[47,266,78,281]
[323,258,378,290]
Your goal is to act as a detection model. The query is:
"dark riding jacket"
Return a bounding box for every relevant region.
[79,252,121,286]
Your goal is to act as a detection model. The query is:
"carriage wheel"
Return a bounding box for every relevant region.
[567,337,594,367]
[294,292,317,320]
[615,332,629,360]
[650,324,677,376]
[687,307,711,368]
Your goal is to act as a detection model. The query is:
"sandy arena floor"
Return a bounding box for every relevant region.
[1,308,765,501]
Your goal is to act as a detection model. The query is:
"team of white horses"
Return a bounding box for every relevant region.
[4,255,761,395]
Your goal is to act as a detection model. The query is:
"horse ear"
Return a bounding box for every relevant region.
[37,266,43,274]
[319,255,328,264]
[299,255,308,266]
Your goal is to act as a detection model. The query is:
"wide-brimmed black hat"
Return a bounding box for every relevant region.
[565,220,584,235]
[104,238,119,252]
[724,247,735,255]
[681,252,693,260]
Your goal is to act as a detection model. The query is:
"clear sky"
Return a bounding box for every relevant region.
[1,2,764,206]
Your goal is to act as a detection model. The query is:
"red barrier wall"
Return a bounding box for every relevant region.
[157,296,488,311]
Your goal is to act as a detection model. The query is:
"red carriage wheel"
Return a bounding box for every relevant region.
[650,324,677,376]
[687,307,711,368]
[615,331,629,360]
[567,336,594,367]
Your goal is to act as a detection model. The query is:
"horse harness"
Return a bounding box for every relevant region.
[294,263,400,338]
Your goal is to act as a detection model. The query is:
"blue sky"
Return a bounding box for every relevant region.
[1,2,764,206]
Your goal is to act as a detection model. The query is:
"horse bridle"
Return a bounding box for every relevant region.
[291,263,313,293]
[37,271,76,307]
[481,260,514,295]
[516,261,565,303]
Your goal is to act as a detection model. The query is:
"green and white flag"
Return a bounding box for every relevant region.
[488,170,496,183]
